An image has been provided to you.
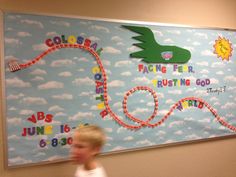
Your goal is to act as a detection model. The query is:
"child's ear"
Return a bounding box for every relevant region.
[92,146,101,156]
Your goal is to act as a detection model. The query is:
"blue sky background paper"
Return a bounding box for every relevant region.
[3,12,236,166]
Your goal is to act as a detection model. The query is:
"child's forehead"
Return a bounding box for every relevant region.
[74,132,91,141]
[73,136,91,145]
[74,130,89,137]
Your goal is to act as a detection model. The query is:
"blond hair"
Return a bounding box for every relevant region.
[74,125,106,148]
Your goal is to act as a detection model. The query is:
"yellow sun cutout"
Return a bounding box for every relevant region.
[213,36,233,61]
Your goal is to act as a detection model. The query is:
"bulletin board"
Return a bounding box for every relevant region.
[1,12,236,167]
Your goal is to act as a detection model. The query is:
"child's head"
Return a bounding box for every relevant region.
[70,125,106,164]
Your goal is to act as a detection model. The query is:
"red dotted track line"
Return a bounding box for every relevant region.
[16,44,236,131]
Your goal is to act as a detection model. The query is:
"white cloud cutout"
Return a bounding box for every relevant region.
[8,134,21,140]
[124,136,134,141]
[184,46,195,53]
[22,97,47,105]
[186,87,196,92]
[77,57,89,62]
[6,77,31,88]
[17,31,31,37]
[88,36,100,41]
[34,152,46,158]
[185,134,201,139]
[58,72,72,77]
[9,107,17,111]
[38,81,64,90]
[209,78,219,84]
[104,128,113,133]
[111,146,125,151]
[79,32,87,36]
[196,61,208,66]
[155,130,166,136]
[7,15,19,20]
[32,43,49,51]
[47,155,64,161]
[163,38,174,43]
[112,102,122,108]
[130,108,150,116]
[194,32,208,39]
[157,92,164,98]
[5,55,20,61]
[133,77,151,84]
[221,102,236,109]
[198,118,211,123]
[72,77,94,86]
[108,80,125,87]
[78,68,85,72]
[184,117,194,121]
[117,42,124,46]
[168,121,184,128]
[111,36,122,42]
[55,112,67,117]
[7,93,24,100]
[36,59,46,65]
[50,21,70,27]
[51,59,75,67]
[21,19,44,28]
[201,50,215,56]
[158,109,170,116]
[228,86,236,92]
[147,102,155,107]
[30,69,47,75]
[185,76,197,80]
[127,46,139,52]
[90,25,109,33]
[102,60,111,66]
[9,156,32,165]
[140,100,145,103]
[199,69,209,74]
[216,71,224,75]
[211,62,225,68]
[167,30,181,35]
[117,127,126,133]
[46,32,58,36]
[7,118,22,126]
[174,130,183,135]
[48,105,64,112]
[69,112,94,120]
[168,90,182,95]
[31,76,44,81]
[166,99,175,104]
[79,91,93,96]
[102,47,121,54]
[172,72,181,76]
[192,41,201,46]
[115,60,132,67]
[194,90,209,97]
[225,113,234,118]
[120,71,132,76]
[213,102,220,106]
[52,94,73,100]
[210,97,219,102]
[136,139,153,146]
[224,75,236,82]
[5,38,21,45]
[19,109,34,115]
[153,30,163,36]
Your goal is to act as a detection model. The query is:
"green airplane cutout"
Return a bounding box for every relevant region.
[123,25,191,63]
